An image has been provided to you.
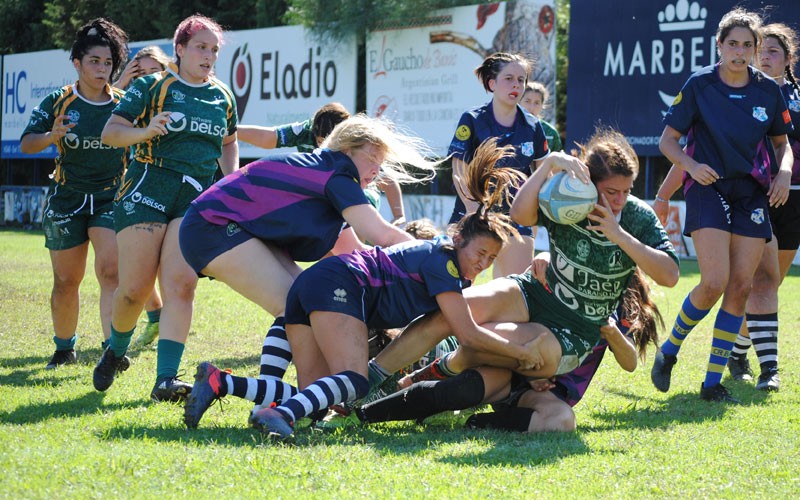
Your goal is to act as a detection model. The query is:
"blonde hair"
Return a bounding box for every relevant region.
[322,114,439,184]
[134,45,170,69]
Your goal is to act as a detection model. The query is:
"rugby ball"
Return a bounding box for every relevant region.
[538,171,598,224]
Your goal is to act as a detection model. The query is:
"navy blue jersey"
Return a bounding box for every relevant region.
[191,149,369,261]
[780,83,800,184]
[336,236,468,329]
[664,64,792,185]
[448,101,549,175]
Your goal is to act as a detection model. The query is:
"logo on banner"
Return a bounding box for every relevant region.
[229,43,252,118]
[657,0,707,32]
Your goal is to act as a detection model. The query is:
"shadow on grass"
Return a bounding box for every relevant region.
[587,384,773,430]
[0,391,141,424]
[101,422,265,447]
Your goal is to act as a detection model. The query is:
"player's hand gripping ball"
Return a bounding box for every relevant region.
[538,171,598,224]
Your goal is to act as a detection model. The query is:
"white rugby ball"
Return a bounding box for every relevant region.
[538,171,598,224]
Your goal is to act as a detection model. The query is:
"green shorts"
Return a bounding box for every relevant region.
[42,182,115,250]
[114,162,215,232]
[508,273,602,375]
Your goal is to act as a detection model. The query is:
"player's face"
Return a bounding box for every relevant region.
[594,174,633,216]
[74,46,114,91]
[176,28,220,84]
[717,27,756,76]
[520,90,544,117]
[349,143,385,187]
[489,61,527,108]
[137,56,164,76]
[456,234,502,281]
[758,37,788,80]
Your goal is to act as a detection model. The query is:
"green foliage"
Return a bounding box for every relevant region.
[554,0,569,142]
[2,228,800,496]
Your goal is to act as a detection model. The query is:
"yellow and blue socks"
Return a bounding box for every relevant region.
[661,295,710,356]
[747,312,778,372]
[156,339,184,381]
[704,310,743,389]
[108,325,134,357]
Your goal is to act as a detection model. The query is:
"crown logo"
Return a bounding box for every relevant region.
[658,0,707,32]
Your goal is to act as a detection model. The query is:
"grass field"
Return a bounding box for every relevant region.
[1,228,799,497]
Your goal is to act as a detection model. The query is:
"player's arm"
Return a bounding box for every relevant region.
[435,291,543,370]
[510,151,590,226]
[20,114,74,154]
[237,124,278,149]
[375,176,405,224]
[219,132,239,175]
[653,164,683,225]
[767,134,793,207]
[342,204,413,247]
[600,319,637,372]
[659,126,718,185]
[329,226,370,255]
[102,112,172,148]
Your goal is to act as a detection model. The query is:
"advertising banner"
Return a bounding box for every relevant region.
[566,0,800,155]
[366,1,557,156]
[2,27,357,160]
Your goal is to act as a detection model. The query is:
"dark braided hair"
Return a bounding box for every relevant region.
[449,138,524,247]
[762,23,800,93]
[619,267,664,361]
[474,52,532,93]
[70,18,129,81]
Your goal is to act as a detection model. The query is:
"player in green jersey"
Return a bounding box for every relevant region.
[20,18,130,370]
[93,14,239,403]
[361,129,679,404]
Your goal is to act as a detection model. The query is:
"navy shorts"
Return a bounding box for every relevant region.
[285,257,366,326]
[179,205,254,276]
[769,189,800,251]
[683,177,772,240]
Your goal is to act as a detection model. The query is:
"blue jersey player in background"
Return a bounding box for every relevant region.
[651,8,794,403]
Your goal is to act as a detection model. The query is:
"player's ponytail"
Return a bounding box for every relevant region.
[451,138,523,247]
[619,267,664,361]
[70,18,129,81]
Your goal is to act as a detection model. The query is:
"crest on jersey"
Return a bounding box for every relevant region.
[752,107,768,122]
[520,141,533,157]
[751,208,765,224]
[67,110,80,123]
[446,260,459,278]
[789,100,800,113]
[455,125,471,141]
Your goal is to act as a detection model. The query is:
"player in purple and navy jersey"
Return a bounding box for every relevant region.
[183,139,544,435]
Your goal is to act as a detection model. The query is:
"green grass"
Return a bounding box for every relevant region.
[1,227,799,497]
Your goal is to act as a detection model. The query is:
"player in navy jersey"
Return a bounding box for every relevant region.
[20,19,129,370]
[651,9,794,403]
[183,140,543,434]
[448,52,550,278]
[93,15,239,402]
[355,129,677,425]
[723,23,800,392]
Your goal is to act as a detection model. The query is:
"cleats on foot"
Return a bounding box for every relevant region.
[93,347,130,391]
[184,362,224,428]
[651,350,677,393]
[45,349,76,370]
